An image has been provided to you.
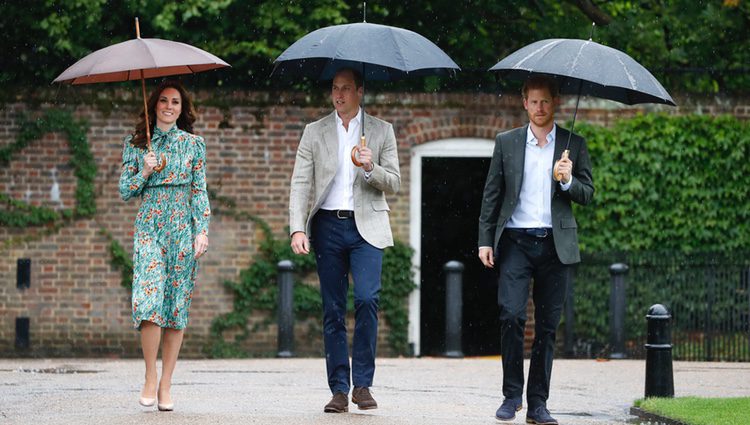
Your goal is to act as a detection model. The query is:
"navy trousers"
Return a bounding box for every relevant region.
[496,229,570,409]
[311,211,383,394]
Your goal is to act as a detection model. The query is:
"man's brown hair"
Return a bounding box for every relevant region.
[521,75,560,99]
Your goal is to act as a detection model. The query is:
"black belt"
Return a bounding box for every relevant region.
[508,228,552,238]
[319,209,355,219]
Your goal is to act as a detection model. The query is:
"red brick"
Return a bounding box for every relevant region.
[1,92,747,357]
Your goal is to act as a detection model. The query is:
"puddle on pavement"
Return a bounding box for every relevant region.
[11,367,100,374]
[557,411,594,417]
[628,419,672,425]
[558,410,638,424]
[191,370,289,374]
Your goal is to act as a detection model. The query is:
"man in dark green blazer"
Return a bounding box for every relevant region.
[478,75,594,425]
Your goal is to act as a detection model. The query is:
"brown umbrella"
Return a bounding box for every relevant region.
[53,18,230,170]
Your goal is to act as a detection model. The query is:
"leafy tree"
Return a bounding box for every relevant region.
[2,0,748,94]
[588,0,750,94]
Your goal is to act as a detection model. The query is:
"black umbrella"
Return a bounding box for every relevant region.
[490,38,675,106]
[273,21,460,166]
[489,35,676,179]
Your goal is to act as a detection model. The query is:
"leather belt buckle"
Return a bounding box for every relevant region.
[336,210,353,219]
[523,228,550,238]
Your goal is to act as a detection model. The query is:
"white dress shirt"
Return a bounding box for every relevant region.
[320,109,362,211]
[478,124,573,250]
[506,124,571,229]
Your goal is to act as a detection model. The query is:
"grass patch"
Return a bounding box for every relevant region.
[635,397,750,425]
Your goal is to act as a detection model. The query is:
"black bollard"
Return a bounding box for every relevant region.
[645,304,674,398]
[443,261,464,358]
[277,260,295,358]
[609,263,629,359]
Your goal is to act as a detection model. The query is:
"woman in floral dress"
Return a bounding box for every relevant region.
[119,80,210,412]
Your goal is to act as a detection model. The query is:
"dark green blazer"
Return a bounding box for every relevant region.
[478,124,594,264]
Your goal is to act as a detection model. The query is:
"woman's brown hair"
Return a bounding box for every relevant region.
[130,80,197,149]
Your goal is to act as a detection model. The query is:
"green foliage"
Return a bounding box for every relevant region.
[672,332,749,362]
[636,397,750,425]
[101,179,416,357]
[575,114,750,254]
[380,240,417,356]
[568,115,750,357]
[3,0,349,88]
[0,193,61,227]
[207,215,319,358]
[597,0,750,94]
[4,1,748,94]
[101,228,134,289]
[209,222,416,357]
[572,251,750,359]
[208,189,415,357]
[0,110,96,228]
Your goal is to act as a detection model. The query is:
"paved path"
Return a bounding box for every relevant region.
[1,357,749,424]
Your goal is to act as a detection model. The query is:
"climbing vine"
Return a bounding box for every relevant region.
[3,109,416,357]
[104,187,416,357]
[206,190,416,358]
[0,109,96,230]
[101,228,134,290]
[379,240,416,356]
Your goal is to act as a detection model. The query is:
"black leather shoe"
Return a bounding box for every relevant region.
[495,397,522,421]
[526,405,558,425]
[324,392,348,413]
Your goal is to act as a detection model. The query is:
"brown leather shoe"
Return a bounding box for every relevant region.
[324,392,348,413]
[352,387,378,410]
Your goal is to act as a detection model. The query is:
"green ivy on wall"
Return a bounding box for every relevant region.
[568,114,750,352]
[1,110,97,250]
[105,187,417,357]
[101,228,134,290]
[206,190,416,358]
[379,240,417,356]
[0,110,96,229]
[574,114,750,254]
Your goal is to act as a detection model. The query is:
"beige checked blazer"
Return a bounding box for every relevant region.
[289,111,400,249]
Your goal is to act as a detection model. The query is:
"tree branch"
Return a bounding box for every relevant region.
[567,0,612,26]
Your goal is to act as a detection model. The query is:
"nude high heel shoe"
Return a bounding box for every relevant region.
[157,389,174,411]
[157,401,174,411]
[139,396,156,407]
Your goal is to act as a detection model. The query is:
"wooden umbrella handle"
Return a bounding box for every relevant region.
[139,68,166,172]
[350,135,366,167]
[553,149,570,182]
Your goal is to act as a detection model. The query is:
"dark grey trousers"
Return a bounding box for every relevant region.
[496,229,571,409]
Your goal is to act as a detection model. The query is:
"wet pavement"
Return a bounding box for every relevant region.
[1,357,748,425]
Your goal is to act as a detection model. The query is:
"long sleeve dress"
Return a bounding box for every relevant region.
[119,125,210,330]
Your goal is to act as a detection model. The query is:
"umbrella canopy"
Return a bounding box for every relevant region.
[53,37,230,85]
[272,22,459,81]
[273,21,459,167]
[53,18,230,171]
[489,38,675,106]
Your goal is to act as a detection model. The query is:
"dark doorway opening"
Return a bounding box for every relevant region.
[420,156,500,357]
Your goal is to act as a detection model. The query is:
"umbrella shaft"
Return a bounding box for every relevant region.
[566,79,583,151]
[139,72,152,151]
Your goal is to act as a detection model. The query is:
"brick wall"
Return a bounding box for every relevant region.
[2,90,748,358]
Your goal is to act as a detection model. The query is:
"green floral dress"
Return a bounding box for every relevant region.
[119,125,210,330]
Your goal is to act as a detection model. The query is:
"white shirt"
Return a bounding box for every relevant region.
[506,124,571,229]
[320,109,362,211]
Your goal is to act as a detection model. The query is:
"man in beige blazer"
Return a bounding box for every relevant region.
[289,68,400,413]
